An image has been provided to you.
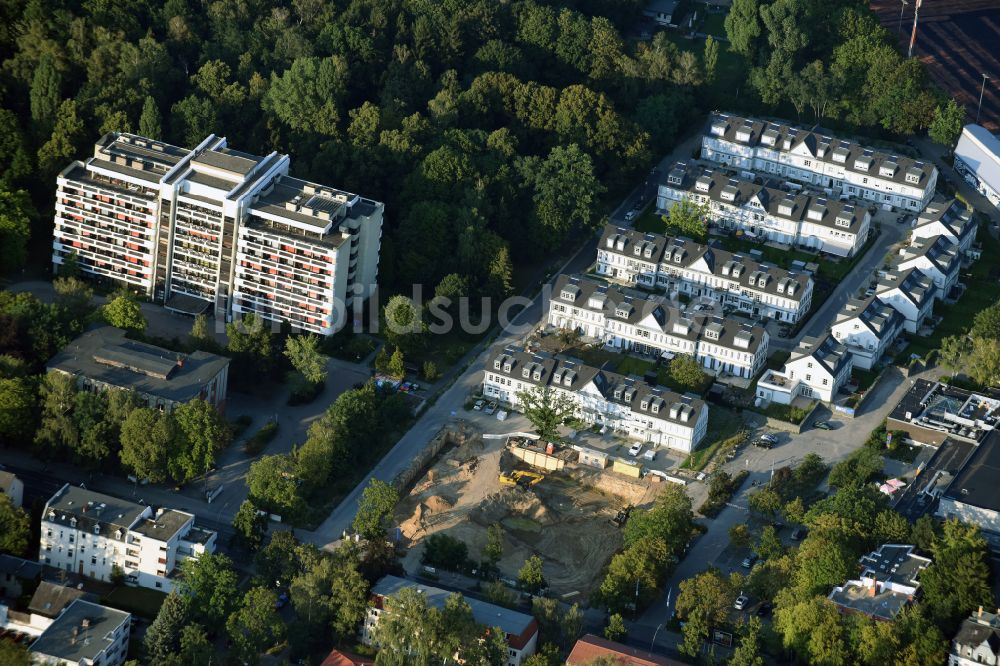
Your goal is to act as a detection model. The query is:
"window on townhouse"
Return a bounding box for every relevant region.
[806,374,812,381]
[823,379,828,386]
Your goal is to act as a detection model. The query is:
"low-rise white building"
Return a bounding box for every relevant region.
[950,608,1000,666]
[955,124,1000,211]
[547,274,769,379]
[895,235,961,299]
[484,346,709,453]
[756,334,852,404]
[875,268,937,333]
[827,544,930,622]
[831,297,904,370]
[28,599,131,666]
[658,162,871,257]
[913,199,977,255]
[596,225,813,324]
[702,112,938,211]
[39,484,216,592]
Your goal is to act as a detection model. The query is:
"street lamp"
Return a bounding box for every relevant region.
[898,0,908,37]
[978,74,991,124]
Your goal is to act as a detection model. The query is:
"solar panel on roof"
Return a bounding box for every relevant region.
[304,194,343,214]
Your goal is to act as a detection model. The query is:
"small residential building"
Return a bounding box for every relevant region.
[831,297,904,370]
[642,0,679,25]
[28,599,131,666]
[0,470,24,508]
[47,326,229,412]
[39,484,217,592]
[567,634,686,665]
[913,199,977,255]
[547,274,769,379]
[596,225,814,324]
[0,555,42,603]
[827,544,930,622]
[658,162,871,257]
[756,335,851,404]
[875,268,937,333]
[949,607,1000,666]
[484,346,709,453]
[937,431,1000,549]
[702,112,938,211]
[895,235,961,299]
[955,124,1000,210]
[52,132,383,335]
[320,649,375,666]
[363,575,538,666]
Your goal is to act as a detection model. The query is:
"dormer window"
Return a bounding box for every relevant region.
[836,216,851,228]
[778,201,794,216]
[562,372,574,387]
[644,245,654,259]
[614,388,622,400]
[879,164,897,178]
[624,389,634,403]
[616,239,625,251]
[721,185,737,202]
[777,282,785,294]
[651,402,660,414]
[640,399,649,410]
[553,369,563,384]
[522,367,530,378]
[606,237,615,249]
[503,361,512,373]
[808,206,824,221]
[532,370,542,381]
[696,177,711,193]
[93,525,100,535]
[710,120,726,136]
[494,359,502,370]
[854,157,873,171]
[736,128,751,143]
[70,517,77,527]
[748,275,756,287]
[616,305,631,318]
[633,244,643,256]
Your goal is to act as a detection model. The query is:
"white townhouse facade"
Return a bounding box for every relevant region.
[658,162,871,257]
[484,346,709,453]
[950,609,1000,666]
[875,268,937,333]
[53,132,383,334]
[547,274,769,379]
[895,235,961,298]
[831,297,905,370]
[39,485,216,592]
[702,112,938,211]
[913,199,977,255]
[29,599,131,666]
[596,225,813,324]
[955,124,1000,211]
[757,334,852,404]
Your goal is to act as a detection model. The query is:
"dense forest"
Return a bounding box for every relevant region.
[0,0,954,300]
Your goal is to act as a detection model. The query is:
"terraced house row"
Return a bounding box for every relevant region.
[483,345,709,452]
[546,274,769,379]
[702,112,938,211]
[596,224,814,324]
[52,132,383,334]
[658,161,872,257]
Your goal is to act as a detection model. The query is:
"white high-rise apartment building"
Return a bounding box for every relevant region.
[702,112,938,211]
[53,133,383,335]
[39,484,216,592]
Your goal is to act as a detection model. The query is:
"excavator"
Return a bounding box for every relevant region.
[498,470,544,488]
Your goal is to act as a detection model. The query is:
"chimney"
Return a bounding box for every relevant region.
[869,578,878,597]
[979,606,984,618]
[82,618,90,629]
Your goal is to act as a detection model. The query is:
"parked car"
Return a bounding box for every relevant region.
[628,443,643,457]
[755,602,773,617]
[276,592,290,609]
[473,400,484,411]
[496,410,508,421]
[814,420,833,430]
[753,438,774,449]
[624,210,637,221]
[791,528,806,541]
[759,433,778,445]
[741,554,758,569]
[734,594,750,610]
[484,402,497,415]
[643,449,656,461]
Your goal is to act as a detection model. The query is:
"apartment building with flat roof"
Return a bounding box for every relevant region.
[596,224,813,324]
[52,132,383,335]
[40,484,216,592]
[702,112,937,211]
[547,274,768,379]
[658,161,871,257]
[28,599,131,666]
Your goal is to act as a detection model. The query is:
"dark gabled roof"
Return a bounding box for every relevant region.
[876,268,935,308]
[29,581,97,619]
[707,112,936,186]
[789,335,851,377]
[599,224,812,302]
[898,235,961,276]
[836,296,904,339]
[42,484,146,542]
[915,199,975,240]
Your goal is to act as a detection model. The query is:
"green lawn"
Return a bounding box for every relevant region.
[569,347,713,395]
[681,406,745,471]
[102,586,167,618]
[702,12,727,38]
[905,223,1000,358]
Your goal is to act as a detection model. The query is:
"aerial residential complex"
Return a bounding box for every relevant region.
[894,235,961,298]
[702,112,938,210]
[52,132,383,335]
[875,268,938,333]
[484,345,709,452]
[955,124,1000,211]
[47,326,230,412]
[913,199,977,254]
[658,161,871,257]
[830,297,905,370]
[597,225,813,324]
[547,274,769,379]
[39,484,216,592]
[364,575,539,666]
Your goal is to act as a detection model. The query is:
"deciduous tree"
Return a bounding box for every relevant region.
[516,386,576,442]
[226,586,286,664]
[353,478,399,539]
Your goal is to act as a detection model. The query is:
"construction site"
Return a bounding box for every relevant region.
[394,424,664,601]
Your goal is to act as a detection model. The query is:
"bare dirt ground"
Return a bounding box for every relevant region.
[395,428,659,600]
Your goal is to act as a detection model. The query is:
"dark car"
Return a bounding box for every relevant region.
[791,528,806,541]
[276,592,290,609]
[741,553,759,568]
[756,602,773,617]
[814,421,833,430]
[754,438,774,449]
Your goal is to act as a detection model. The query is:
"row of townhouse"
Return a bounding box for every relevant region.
[483,345,709,452]
[547,274,769,379]
[53,132,383,335]
[701,112,938,211]
[39,484,216,592]
[829,198,974,371]
[658,161,871,257]
[596,224,814,324]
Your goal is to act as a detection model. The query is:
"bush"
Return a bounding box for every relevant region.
[245,421,279,455]
[828,447,884,489]
[286,376,324,405]
[231,414,253,438]
[699,470,749,517]
[421,534,469,571]
[422,360,441,381]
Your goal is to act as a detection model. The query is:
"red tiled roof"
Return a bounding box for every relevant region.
[320,649,375,666]
[566,634,685,666]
